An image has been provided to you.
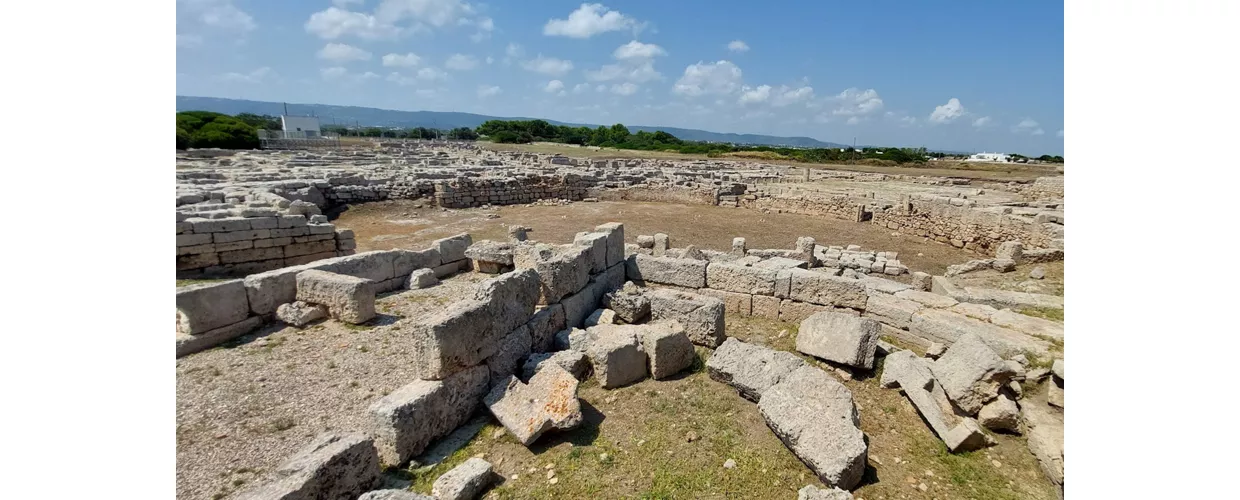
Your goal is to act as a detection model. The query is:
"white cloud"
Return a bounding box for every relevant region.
[382,52,421,67]
[306,0,487,40]
[595,84,607,93]
[572,83,590,94]
[386,72,418,86]
[317,43,372,62]
[972,116,992,128]
[522,55,574,77]
[219,66,274,84]
[505,43,524,58]
[181,0,256,32]
[468,17,494,42]
[738,85,771,105]
[771,85,814,107]
[613,40,666,61]
[321,67,379,83]
[1012,118,1045,135]
[445,53,479,70]
[375,0,479,28]
[1057,129,1064,138]
[544,3,641,38]
[846,117,860,125]
[928,97,966,124]
[832,88,884,116]
[727,40,749,53]
[586,61,660,83]
[610,83,639,96]
[899,116,917,126]
[305,7,397,39]
[333,0,365,6]
[544,80,566,93]
[672,60,743,97]
[477,85,502,98]
[485,56,494,65]
[416,67,448,81]
[176,33,203,48]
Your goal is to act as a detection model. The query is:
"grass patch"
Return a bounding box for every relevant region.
[269,417,296,433]
[1018,307,1063,322]
[177,278,228,287]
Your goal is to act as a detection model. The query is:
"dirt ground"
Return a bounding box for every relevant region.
[331,199,976,276]
[393,315,1060,500]
[479,142,1060,182]
[951,261,1065,298]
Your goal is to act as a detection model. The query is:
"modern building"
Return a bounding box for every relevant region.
[965,152,1011,163]
[280,115,321,139]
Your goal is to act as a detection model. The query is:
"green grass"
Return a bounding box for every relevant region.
[1018,306,1063,322]
[177,278,228,287]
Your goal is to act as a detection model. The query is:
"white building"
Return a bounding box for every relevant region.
[965,152,1010,163]
[280,115,321,139]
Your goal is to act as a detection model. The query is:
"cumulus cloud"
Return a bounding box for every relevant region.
[770,85,814,107]
[445,53,479,70]
[416,67,449,81]
[544,80,566,93]
[306,0,487,40]
[613,40,666,61]
[181,0,256,32]
[317,43,372,62]
[522,55,574,77]
[738,85,771,105]
[382,52,421,67]
[543,3,642,38]
[305,7,396,39]
[333,0,364,6]
[219,66,274,84]
[610,82,639,96]
[928,97,966,124]
[1012,118,1045,135]
[672,60,743,97]
[727,40,749,53]
[572,83,590,94]
[477,85,502,98]
[321,66,379,83]
[832,88,884,116]
[972,116,992,128]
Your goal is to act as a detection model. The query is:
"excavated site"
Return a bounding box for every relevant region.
[176,142,1065,500]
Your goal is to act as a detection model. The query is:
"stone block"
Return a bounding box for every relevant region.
[277,215,308,228]
[595,222,625,267]
[911,271,933,291]
[586,325,648,389]
[881,351,991,453]
[696,288,752,316]
[561,280,606,329]
[626,253,707,288]
[574,232,609,274]
[412,270,539,379]
[213,229,271,244]
[640,321,695,379]
[296,270,376,324]
[176,279,250,334]
[778,299,826,323]
[407,268,438,289]
[485,325,532,385]
[930,332,1015,415]
[535,245,592,302]
[990,309,1064,341]
[759,365,866,489]
[276,301,327,327]
[522,350,590,381]
[248,217,278,230]
[526,304,566,353]
[602,284,650,323]
[788,269,868,309]
[220,246,284,264]
[434,233,473,263]
[313,251,397,286]
[797,485,854,500]
[433,259,467,278]
[175,316,263,358]
[862,293,923,330]
[647,289,726,348]
[243,263,320,315]
[636,235,655,249]
[707,338,805,402]
[706,263,778,295]
[485,366,583,446]
[190,217,251,233]
[176,233,212,247]
[751,295,781,319]
[367,366,489,466]
[234,433,380,500]
[653,232,670,256]
[583,308,616,327]
[910,308,1052,359]
[978,394,1020,433]
[393,247,442,277]
[432,457,496,500]
[797,311,882,369]
[308,223,337,235]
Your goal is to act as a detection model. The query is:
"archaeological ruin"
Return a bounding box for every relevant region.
[176,141,1064,500]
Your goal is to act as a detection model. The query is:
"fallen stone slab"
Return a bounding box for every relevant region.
[464,240,515,274]
[861,293,923,331]
[585,324,649,388]
[234,433,381,500]
[1022,386,1065,486]
[175,315,263,358]
[1052,358,1064,380]
[407,268,438,289]
[881,351,992,453]
[930,332,1016,415]
[647,288,726,348]
[296,269,376,324]
[949,302,999,321]
[1048,377,1064,409]
[432,457,497,500]
[910,308,1053,359]
[368,365,489,465]
[759,365,867,490]
[626,253,707,288]
[484,365,584,446]
[358,490,433,500]
[176,279,250,334]
[521,350,590,381]
[433,233,473,263]
[978,394,1021,433]
[602,283,650,323]
[797,311,882,369]
[797,485,854,500]
[276,300,327,327]
[411,270,540,379]
[990,309,1064,341]
[640,321,695,379]
[894,289,959,309]
[961,286,1064,311]
[707,338,806,402]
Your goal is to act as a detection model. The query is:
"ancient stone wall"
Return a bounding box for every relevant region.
[176,214,356,278]
[434,174,590,208]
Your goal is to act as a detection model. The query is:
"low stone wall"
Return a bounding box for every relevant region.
[434,174,590,208]
[176,214,356,278]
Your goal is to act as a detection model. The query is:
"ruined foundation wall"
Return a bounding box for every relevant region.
[176,215,357,278]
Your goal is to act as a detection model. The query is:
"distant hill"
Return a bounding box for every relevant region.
[176,96,849,149]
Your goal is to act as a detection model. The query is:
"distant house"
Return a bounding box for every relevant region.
[965,152,1010,163]
[280,115,321,139]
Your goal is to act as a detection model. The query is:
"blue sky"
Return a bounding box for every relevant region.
[176,1,1064,155]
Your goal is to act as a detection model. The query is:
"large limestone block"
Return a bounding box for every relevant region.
[234,433,380,500]
[484,366,584,445]
[707,338,806,402]
[706,262,778,295]
[759,365,867,489]
[696,288,753,316]
[788,269,868,310]
[879,350,934,390]
[1022,389,1065,486]
[392,247,442,278]
[432,457,496,500]
[640,321,695,379]
[625,253,707,288]
[798,485,854,500]
[930,332,1015,415]
[595,222,626,267]
[778,299,826,323]
[990,309,1064,341]
[797,311,881,369]
[485,325,532,385]
[474,269,542,338]
[535,245,592,302]
[881,351,991,453]
[175,316,263,358]
[295,270,376,324]
[433,233,473,263]
[367,365,489,466]
[412,270,539,379]
[647,289,726,348]
[751,295,781,319]
[526,304,566,353]
[176,280,250,334]
[276,301,327,327]
[522,350,590,381]
[573,232,609,274]
[561,280,606,329]
[313,251,398,290]
[586,325,648,389]
[978,394,1020,433]
[910,308,1053,359]
[602,284,651,323]
[862,293,923,330]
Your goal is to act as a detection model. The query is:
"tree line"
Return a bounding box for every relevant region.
[320,125,478,140]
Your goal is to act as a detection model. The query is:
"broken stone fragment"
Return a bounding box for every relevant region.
[483,365,584,446]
